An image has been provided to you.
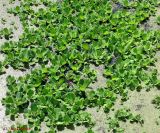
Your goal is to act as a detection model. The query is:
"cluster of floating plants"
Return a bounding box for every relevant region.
[0,0,160,132]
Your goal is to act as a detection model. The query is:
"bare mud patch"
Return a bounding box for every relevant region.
[89,64,106,90]
[114,89,160,133]
[141,7,160,30]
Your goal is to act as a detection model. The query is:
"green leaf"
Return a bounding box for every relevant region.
[156,16,160,25]
[6,75,16,85]
[19,49,31,62]
[0,61,5,74]
[31,103,38,112]
[85,129,94,133]
[4,96,14,104]
[79,79,91,91]
[64,92,76,104]
[82,43,89,50]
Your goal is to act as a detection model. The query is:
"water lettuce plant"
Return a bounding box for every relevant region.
[152,96,160,109]
[0,28,13,40]
[108,108,143,133]
[1,0,160,132]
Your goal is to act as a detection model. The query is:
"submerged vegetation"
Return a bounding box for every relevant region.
[0,0,160,132]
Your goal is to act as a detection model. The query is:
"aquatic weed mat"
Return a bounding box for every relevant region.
[1,0,160,132]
